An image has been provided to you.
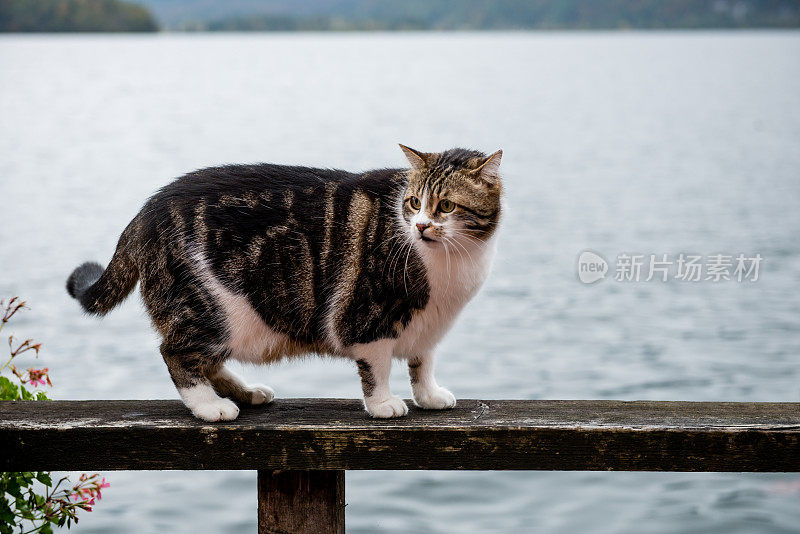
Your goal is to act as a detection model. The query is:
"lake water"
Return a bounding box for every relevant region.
[1,31,799,533]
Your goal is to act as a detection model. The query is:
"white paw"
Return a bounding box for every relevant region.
[190,398,240,422]
[365,396,409,418]
[414,386,457,410]
[248,384,275,405]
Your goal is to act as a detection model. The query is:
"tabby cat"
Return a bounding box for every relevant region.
[67,145,503,421]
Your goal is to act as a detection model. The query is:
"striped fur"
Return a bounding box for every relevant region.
[67,146,503,421]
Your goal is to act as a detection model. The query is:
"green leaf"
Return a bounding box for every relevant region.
[0,499,14,524]
[35,472,52,487]
[19,386,34,401]
[35,391,49,401]
[13,496,27,513]
[0,376,19,401]
[5,477,20,498]
[41,523,54,534]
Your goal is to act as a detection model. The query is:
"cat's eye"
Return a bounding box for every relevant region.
[438,199,455,213]
[408,196,421,210]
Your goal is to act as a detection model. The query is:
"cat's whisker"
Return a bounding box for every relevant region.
[454,230,490,250]
[386,232,412,282]
[444,233,478,271]
[440,237,455,293]
[449,239,473,274]
[402,237,416,295]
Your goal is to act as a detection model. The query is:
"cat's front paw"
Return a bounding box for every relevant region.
[190,398,240,422]
[365,396,409,418]
[414,386,456,410]
[248,384,275,405]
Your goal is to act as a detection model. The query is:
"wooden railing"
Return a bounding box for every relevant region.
[2,399,799,533]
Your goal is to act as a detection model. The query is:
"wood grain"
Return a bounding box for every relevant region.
[1,399,798,472]
[258,470,344,534]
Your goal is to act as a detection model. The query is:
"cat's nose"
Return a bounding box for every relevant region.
[416,222,431,234]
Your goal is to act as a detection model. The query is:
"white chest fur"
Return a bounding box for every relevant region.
[393,237,496,357]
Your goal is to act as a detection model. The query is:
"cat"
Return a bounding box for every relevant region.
[66,145,503,421]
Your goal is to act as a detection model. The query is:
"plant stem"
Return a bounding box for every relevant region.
[0,353,13,373]
[21,522,47,534]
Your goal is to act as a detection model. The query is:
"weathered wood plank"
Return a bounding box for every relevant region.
[1,399,798,472]
[257,470,344,534]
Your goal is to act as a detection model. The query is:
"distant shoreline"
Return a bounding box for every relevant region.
[4,0,799,34]
[3,27,800,35]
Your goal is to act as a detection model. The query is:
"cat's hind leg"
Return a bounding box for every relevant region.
[209,364,275,406]
[408,352,456,410]
[161,344,240,422]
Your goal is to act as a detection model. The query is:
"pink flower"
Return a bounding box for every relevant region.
[27,367,51,387]
[94,477,110,499]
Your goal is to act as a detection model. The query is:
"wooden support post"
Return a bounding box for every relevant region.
[257,469,345,534]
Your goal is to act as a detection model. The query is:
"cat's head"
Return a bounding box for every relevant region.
[399,145,503,248]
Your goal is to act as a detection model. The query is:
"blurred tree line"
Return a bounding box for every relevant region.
[0,0,158,32]
[138,0,800,31]
[1,0,797,32]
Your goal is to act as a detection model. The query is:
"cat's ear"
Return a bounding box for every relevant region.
[470,150,503,186]
[399,144,431,171]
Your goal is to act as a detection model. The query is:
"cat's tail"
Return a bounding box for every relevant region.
[66,239,139,316]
